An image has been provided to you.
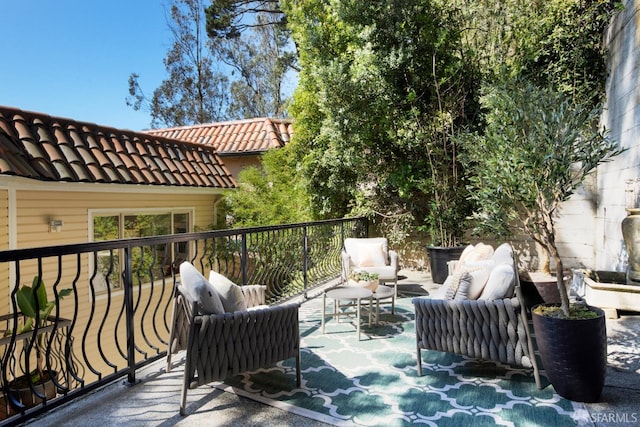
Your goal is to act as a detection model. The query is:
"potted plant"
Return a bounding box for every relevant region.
[347,271,379,292]
[7,276,72,408]
[461,78,622,402]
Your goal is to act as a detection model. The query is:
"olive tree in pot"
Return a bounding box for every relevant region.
[6,277,72,409]
[461,79,622,402]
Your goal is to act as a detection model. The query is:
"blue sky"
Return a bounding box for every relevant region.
[0,1,172,131]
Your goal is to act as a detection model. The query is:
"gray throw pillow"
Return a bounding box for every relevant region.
[179,262,225,315]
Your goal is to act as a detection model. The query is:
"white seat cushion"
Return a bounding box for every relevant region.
[209,271,248,312]
[179,262,225,315]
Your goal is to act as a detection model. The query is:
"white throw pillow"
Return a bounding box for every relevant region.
[458,260,493,299]
[479,263,516,300]
[209,270,248,312]
[179,262,225,315]
[358,242,387,267]
[492,243,513,266]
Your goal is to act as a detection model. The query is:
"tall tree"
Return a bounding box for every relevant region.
[206,0,298,118]
[225,145,312,227]
[127,0,230,128]
[215,13,296,118]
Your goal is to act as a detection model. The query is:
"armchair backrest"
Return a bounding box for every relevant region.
[344,237,390,267]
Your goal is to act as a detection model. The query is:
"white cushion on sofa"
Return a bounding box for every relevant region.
[479,263,515,300]
[492,243,513,266]
[179,262,225,315]
[209,270,248,312]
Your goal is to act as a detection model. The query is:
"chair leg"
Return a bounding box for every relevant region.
[416,346,423,377]
[392,280,397,314]
[180,368,189,416]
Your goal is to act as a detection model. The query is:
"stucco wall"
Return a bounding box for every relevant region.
[597,0,640,272]
[551,1,640,273]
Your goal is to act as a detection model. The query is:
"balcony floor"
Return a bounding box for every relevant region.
[23,270,640,427]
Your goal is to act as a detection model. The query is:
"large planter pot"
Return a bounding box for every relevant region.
[520,271,567,306]
[621,208,640,283]
[532,305,607,402]
[427,246,466,284]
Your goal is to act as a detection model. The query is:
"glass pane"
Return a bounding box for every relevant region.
[93,216,121,290]
[124,214,171,238]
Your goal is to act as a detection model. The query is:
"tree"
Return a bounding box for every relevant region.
[284,0,478,245]
[462,79,622,316]
[206,0,298,118]
[225,145,312,227]
[128,0,298,127]
[127,0,230,128]
[215,13,296,118]
[205,0,287,39]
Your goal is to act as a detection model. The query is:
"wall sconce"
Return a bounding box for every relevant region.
[49,219,64,233]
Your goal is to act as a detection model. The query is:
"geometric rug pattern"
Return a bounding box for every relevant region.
[219,296,584,426]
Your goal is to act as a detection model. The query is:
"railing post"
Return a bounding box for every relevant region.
[241,233,248,286]
[303,226,308,293]
[123,245,137,385]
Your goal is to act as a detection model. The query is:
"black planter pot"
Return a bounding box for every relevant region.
[8,370,58,410]
[532,304,607,402]
[427,245,466,284]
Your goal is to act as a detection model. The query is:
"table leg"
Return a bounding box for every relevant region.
[322,292,326,334]
[356,297,361,340]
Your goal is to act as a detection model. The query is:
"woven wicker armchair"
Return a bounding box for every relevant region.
[167,284,301,415]
[413,246,542,388]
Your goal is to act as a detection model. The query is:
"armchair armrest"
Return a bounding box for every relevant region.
[341,250,352,281]
[388,250,399,271]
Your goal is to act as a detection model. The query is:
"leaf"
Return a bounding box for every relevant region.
[16,286,36,318]
[32,276,49,310]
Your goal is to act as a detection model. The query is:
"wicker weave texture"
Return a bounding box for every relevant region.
[188,303,300,386]
[413,297,532,368]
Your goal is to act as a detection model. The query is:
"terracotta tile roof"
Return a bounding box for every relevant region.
[146,117,293,155]
[0,106,236,188]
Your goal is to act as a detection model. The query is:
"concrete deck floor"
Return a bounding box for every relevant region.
[23,270,640,427]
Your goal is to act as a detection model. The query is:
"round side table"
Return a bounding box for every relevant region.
[322,287,372,340]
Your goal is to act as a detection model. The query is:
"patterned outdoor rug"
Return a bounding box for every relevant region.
[217,296,583,426]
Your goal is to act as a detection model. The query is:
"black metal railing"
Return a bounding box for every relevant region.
[0,217,367,425]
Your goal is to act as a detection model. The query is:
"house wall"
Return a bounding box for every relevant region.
[0,178,230,381]
[0,177,228,314]
[550,0,640,273]
[0,189,8,312]
[219,155,263,181]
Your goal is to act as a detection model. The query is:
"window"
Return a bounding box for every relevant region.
[92,210,191,292]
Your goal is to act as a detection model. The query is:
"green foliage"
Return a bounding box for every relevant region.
[461,78,622,315]
[507,0,621,106]
[14,277,72,381]
[225,145,313,227]
[348,271,379,282]
[284,0,479,246]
